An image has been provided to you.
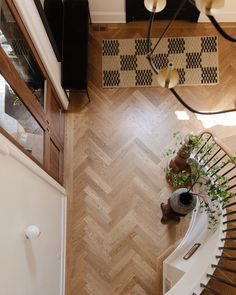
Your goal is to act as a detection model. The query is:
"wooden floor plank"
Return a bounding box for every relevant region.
[65,21,236,295]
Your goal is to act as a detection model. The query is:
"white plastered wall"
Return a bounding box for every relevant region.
[89,0,236,23]
[0,134,66,295]
[198,0,236,22]
[12,0,69,109]
[89,0,126,23]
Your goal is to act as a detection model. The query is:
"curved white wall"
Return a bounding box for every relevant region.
[199,0,236,22]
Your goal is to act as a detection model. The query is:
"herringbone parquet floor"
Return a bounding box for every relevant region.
[65,21,236,295]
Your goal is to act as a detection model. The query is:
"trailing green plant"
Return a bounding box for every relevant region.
[6,84,21,106]
[163,132,203,158]
[164,132,236,229]
[165,166,192,188]
[6,83,43,106]
[30,87,43,104]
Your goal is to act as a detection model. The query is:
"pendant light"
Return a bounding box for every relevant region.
[144,0,167,13]
[156,64,179,89]
[145,0,236,115]
[195,0,225,15]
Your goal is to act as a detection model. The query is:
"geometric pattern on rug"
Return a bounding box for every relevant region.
[102,36,219,88]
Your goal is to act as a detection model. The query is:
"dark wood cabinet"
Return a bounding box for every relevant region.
[61,0,89,90]
[46,85,65,145]
[45,84,64,183]
[0,0,65,184]
[49,138,62,181]
[44,0,63,59]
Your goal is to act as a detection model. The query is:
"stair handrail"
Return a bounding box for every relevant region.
[193,132,236,295]
[163,131,236,295]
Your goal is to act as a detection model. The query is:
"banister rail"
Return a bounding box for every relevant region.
[163,131,236,295]
[192,132,236,295]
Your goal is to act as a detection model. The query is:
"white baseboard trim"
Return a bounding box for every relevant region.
[89,11,236,23]
[90,11,126,23]
[60,197,67,295]
[198,12,236,22]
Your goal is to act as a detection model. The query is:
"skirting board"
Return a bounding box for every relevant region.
[90,11,126,23]
[91,11,236,23]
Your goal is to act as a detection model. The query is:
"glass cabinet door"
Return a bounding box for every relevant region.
[0,0,45,107]
[0,74,44,164]
[0,0,64,183]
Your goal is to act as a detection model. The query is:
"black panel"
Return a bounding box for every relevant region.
[44,0,63,58]
[62,0,89,90]
[34,0,62,61]
[126,0,200,23]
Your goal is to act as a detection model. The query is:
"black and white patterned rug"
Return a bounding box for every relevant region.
[102,36,219,88]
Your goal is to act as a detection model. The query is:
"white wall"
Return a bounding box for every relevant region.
[0,134,66,295]
[198,0,236,22]
[89,0,236,23]
[90,0,126,23]
[13,0,69,110]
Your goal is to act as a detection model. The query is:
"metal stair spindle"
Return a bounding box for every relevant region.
[206,274,236,288]
[195,134,212,156]
[222,174,236,186]
[226,184,236,191]
[223,219,236,224]
[211,264,236,274]
[206,154,227,172]
[223,202,236,209]
[210,162,233,178]
[223,210,236,217]
[222,165,236,177]
[216,255,236,261]
[219,246,236,251]
[204,148,222,166]
[223,227,236,232]
[187,132,236,294]
[198,143,216,163]
[221,237,236,241]
[200,283,221,295]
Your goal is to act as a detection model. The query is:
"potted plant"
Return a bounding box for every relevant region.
[161,187,197,223]
[168,133,202,174]
[162,132,235,228]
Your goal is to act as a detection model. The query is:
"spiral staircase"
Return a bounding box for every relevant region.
[163,132,236,295]
[198,133,236,295]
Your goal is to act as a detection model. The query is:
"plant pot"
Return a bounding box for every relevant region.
[169,136,195,173]
[170,188,197,215]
